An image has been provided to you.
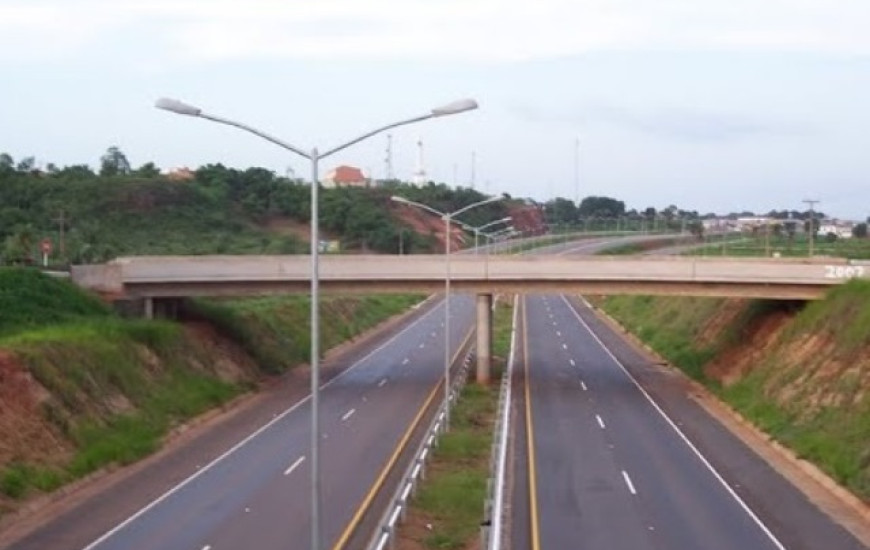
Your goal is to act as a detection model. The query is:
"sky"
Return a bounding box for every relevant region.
[1,0,868,219]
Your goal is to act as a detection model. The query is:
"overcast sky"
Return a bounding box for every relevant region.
[2,0,868,219]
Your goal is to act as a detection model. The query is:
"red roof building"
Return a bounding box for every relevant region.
[322,165,368,188]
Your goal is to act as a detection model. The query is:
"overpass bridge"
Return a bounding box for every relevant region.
[73,254,869,301]
[71,254,868,383]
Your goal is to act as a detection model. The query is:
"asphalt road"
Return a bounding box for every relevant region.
[8,295,475,550]
[510,293,865,550]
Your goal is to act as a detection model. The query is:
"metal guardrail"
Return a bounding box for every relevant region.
[481,295,518,550]
[367,348,475,550]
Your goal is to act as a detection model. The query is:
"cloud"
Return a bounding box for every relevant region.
[1,0,869,64]
[592,106,814,142]
[511,103,813,142]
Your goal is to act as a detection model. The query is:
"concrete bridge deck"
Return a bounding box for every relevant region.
[71,254,870,300]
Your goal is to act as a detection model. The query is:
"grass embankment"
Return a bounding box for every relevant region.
[0,268,424,515]
[0,269,246,507]
[599,281,870,500]
[398,299,513,549]
[188,294,424,374]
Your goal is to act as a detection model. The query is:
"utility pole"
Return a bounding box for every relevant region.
[573,137,579,206]
[384,134,394,181]
[803,199,820,256]
[52,209,67,258]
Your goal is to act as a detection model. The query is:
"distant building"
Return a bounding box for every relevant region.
[166,167,195,181]
[819,220,854,239]
[322,165,368,188]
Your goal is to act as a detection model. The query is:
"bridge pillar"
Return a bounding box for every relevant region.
[476,293,493,384]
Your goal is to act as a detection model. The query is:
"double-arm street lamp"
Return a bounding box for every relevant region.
[471,216,512,254]
[156,96,478,550]
[391,195,501,425]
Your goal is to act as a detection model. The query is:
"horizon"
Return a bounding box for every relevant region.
[1,1,867,221]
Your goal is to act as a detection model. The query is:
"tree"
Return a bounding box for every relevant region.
[99,146,131,177]
[134,162,161,178]
[0,153,13,179]
[16,156,36,173]
[56,164,95,180]
[853,223,868,238]
[784,220,797,242]
[578,196,625,218]
[544,197,578,226]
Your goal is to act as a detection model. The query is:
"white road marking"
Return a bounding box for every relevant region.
[341,408,356,422]
[431,331,437,338]
[284,456,305,476]
[202,546,211,550]
[419,342,425,348]
[402,358,409,365]
[556,330,562,337]
[561,295,787,550]
[581,381,588,391]
[596,414,606,429]
[569,359,576,366]
[622,470,637,495]
[79,295,446,550]
[378,378,388,387]
[562,343,567,350]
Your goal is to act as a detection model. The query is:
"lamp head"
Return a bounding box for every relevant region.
[155,97,202,116]
[431,98,478,117]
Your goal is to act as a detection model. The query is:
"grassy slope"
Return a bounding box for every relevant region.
[0,269,248,504]
[188,294,424,374]
[600,280,870,500]
[0,269,423,513]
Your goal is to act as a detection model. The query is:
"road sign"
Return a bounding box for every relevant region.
[40,238,52,255]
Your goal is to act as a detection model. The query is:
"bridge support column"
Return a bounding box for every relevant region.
[476,293,493,384]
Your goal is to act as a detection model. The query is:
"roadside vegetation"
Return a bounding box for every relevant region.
[188,294,424,374]
[397,298,512,549]
[0,269,423,517]
[598,280,870,500]
[690,233,870,259]
[0,151,520,264]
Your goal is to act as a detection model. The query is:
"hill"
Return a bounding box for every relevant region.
[0,162,537,265]
[598,281,870,501]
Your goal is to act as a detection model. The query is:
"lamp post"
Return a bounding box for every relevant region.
[156,96,478,550]
[471,216,512,253]
[391,195,501,424]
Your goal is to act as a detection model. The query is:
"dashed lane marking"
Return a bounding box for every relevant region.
[622,470,637,495]
[284,456,305,476]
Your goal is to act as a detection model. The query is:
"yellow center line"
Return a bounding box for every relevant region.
[523,296,542,550]
[331,328,475,550]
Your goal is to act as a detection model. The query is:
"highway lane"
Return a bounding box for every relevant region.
[511,293,865,550]
[9,295,475,550]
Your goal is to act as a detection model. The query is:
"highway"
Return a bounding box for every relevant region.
[510,294,865,549]
[8,295,475,550]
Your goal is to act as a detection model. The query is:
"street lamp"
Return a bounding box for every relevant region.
[391,195,501,425]
[471,216,512,253]
[488,226,516,254]
[156,96,478,550]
